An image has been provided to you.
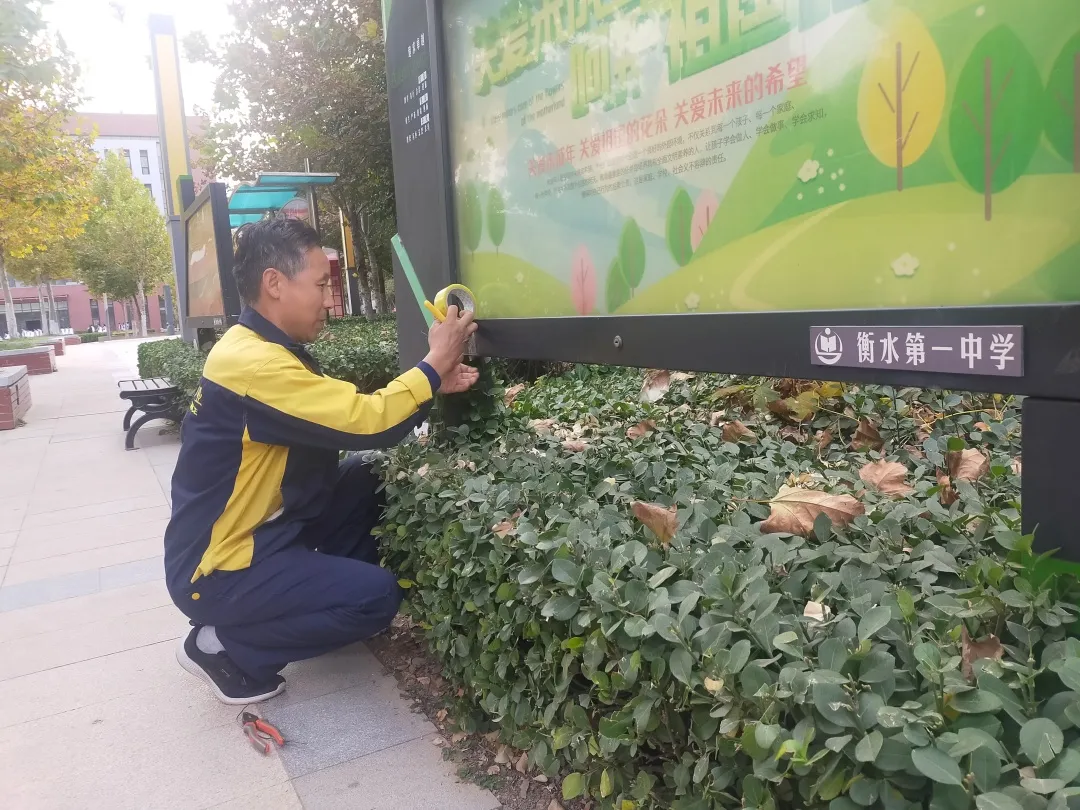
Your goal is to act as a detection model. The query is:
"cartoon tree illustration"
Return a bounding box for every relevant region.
[666,188,693,267]
[570,245,596,315]
[461,181,483,256]
[857,8,945,192]
[1046,32,1080,172]
[950,27,1043,221]
[487,187,506,254]
[605,257,630,313]
[690,189,719,252]
[618,218,645,296]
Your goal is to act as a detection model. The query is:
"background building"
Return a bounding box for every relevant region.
[1,113,209,336]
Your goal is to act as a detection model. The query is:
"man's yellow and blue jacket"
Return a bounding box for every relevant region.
[163,308,438,591]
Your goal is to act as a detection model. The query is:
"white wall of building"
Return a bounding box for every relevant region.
[94,135,168,216]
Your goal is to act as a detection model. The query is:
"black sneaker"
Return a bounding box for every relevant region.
[176,627,286,705]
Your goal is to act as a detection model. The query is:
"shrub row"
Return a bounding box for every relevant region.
[377,366,1080,810]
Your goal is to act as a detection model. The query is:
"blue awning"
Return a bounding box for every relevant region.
[227,172,339,228]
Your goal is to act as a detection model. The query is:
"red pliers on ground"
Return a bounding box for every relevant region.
[240,711,284,754]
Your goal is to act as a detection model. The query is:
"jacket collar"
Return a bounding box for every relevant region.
[239,307,322,374]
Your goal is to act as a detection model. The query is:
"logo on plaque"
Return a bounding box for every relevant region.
[814,328,843,366]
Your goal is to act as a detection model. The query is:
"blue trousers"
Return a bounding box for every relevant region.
[174,455,403,682]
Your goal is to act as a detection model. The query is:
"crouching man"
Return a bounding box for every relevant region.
[164,216,478,704]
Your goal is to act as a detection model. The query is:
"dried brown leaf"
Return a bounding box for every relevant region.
[631,501,678,547]
[436,709,448,723]
[948,448,990,482]
[640,369,671,403]
[859,460,914,497]
[486,765,501,776]
[546,799,562,809]
[494,745,511,765]
[562,439,588,453]
[671,371,693,382]
[712,384,746,402]
[803,601,832,622]
[721,420,757,443]
[492,520,515,539]
[760,485,864,537]
[974,421,990,432]
[514,752,529,774]
[417,464,430,478]
[703,677,724,694]
[503,383,526,406]
[768,398,793,417]
[534,774,549,783]
[779,426,807,444]
[816,429,833,456]
[938,473,959,506]
[709,411,724,427]
[451,732,468,744]
[962,625,1004,682]
[1012,457,1022,475]
[529,418,556,435]
[851,419,884,451]
[626,420,656,440]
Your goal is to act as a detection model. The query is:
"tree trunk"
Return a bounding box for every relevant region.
[45,281,57,333]
[0,252,17,338]
[37,284,47,333]
[358,209,388,315]
[103,292,111,338]
[346,210,375,319]
[137,279,149,338]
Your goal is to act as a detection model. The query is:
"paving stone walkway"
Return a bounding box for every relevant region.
[0,339,500,810]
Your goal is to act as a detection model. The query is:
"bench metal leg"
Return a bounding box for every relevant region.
[122,403,139,431]
[126,412,159,450]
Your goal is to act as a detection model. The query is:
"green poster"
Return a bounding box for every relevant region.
[441,0,1080,319]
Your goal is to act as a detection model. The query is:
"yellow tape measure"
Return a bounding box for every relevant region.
[423,284,475,323]
[423,284,478,356]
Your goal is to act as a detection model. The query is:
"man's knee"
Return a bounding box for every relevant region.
[344,566,403,635]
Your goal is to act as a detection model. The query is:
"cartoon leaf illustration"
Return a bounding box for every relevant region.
[1045,32,1080,172]
[690,189,719,252]
[618,218,646,292]
[666,188,693,267]
[461,182,483,256]
[857,7,946,191]
[605,256,630,313]
[570,245,596,315]
[487,187,506,253]
[950,26,1043,220]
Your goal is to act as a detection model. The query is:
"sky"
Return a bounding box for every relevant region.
[42,0,233,115]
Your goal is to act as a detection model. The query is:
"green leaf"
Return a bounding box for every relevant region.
[1056,659,1080,692]
[975,794,1024,810]
[856,730,884,762]
[858,605,892,642]
[1024,779,1067,796]
[562,772,586,800]
[1049,746,1080,783]
[911,745,964,786]
[551,558,582,585]
[670,647,695,686]
[725,639,751,675]
[1021,718,1064,767]
[971,746,1002,793]
[600,768,614,798]
[814,683,856,728]
[859,650,895,684]
[397,578,414,589]
[952,690,1003,714]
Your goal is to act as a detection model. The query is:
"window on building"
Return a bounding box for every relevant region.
[121,149,132,171]
[144,184,154,199]
[140,149,150,174]
[90,299,100,326]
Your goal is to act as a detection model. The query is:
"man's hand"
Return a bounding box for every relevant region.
[439,363,480,394]
[422,304,478,388]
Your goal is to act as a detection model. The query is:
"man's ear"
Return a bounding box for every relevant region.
[262,267,283,301]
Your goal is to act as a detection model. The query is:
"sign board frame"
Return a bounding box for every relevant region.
[182,182,241,331]
[384,0,1080,554]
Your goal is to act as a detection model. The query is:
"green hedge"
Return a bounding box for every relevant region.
[378,368,1080,810]
[137,338,206,403]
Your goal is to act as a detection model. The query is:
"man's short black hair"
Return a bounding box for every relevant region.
[232,216,322,305]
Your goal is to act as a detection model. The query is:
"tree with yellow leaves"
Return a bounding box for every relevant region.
[857,8,946,193]
[0,0,96,336]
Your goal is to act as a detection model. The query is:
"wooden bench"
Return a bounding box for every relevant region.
[0,365,31,430]
[118,377,186,450]
[0,346,56,375]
